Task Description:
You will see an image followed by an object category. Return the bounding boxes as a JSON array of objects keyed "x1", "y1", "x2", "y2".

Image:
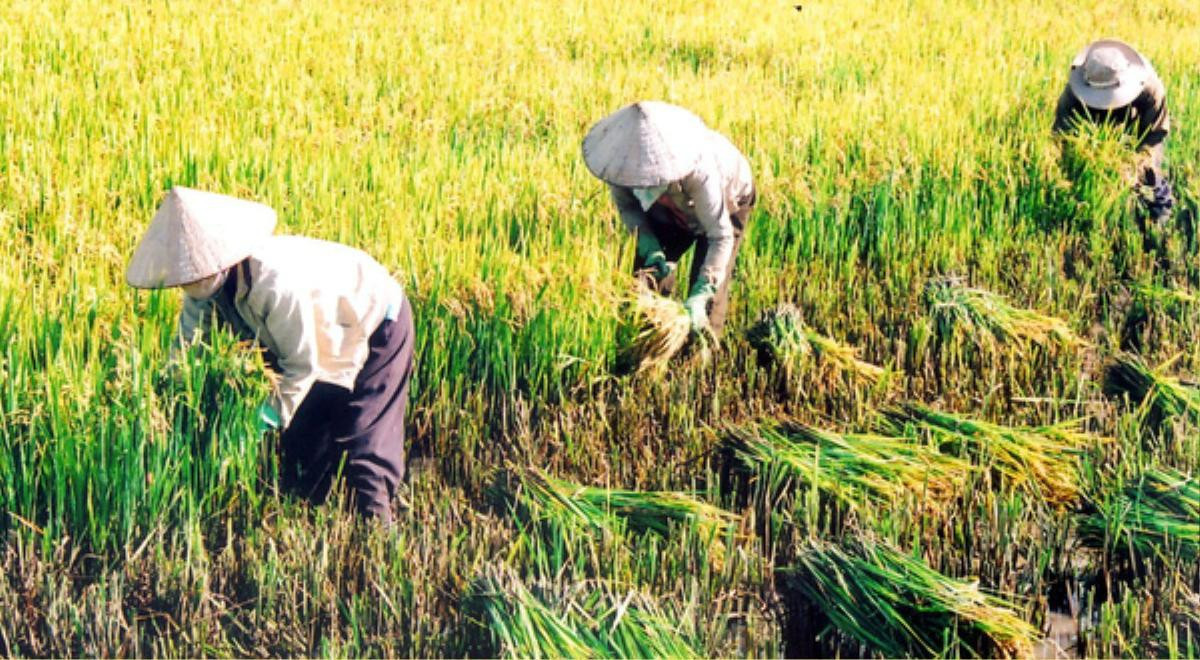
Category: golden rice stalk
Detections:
[{"x1": 622, "y1": 282, "x2": 694, "y2": 374}]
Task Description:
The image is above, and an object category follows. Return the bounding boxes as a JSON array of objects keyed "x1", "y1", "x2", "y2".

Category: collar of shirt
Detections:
[{"x1": 631, "y1": 185, "x2": 668, "y2": 211}]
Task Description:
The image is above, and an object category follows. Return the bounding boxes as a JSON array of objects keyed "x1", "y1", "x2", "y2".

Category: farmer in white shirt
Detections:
[
  {"x1": 583, "y1": 101, "x2": 755, "y2": 337},
  {"x1": 126, "y1": 187, "x2": 413, "y2": 524}
]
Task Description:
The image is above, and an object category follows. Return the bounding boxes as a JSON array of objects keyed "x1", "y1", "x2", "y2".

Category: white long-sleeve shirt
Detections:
[
  {"x1": 176, "y1": 235, "x2": 406, "y2": 428},
  {"x1": 609, "y1": 129, "x2": 754, "y2": 287}
]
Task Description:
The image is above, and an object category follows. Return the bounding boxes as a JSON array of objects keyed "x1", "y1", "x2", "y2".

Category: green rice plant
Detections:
[
  {"x1": 1079, "y1": 467, "x2": 1200, "y2": 563},
  {"x1": 746, "y1": 304, "x2": 884, "y2": 383},
  {"x1": 473, "y1": 567, "x2": 704, "y2": 659},
  {"x1": 882, "y1": 404, "x2": 1094, "y2": 506},
  {"x1": 724, "y1": 420, "x2": 972, "y2": 511},
  {"x1": 1130, "y1": 282, "x2": 1196, "y2": 314},
  {"x1": 924, "y1": 276, "x2": 1086, "y2": 352},
  {"x1": 1120, "y1": 283, "x2": 1198, "y2": 351},
  {"x1": 781, "y1": 537, "x2": 1039, "y2": 658},
  {"x1": 1104, "y1": 352, "x2": 1200, "y2": 427}
]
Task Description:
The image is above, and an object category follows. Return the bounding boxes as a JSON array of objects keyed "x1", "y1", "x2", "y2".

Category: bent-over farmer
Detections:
[
  {"x1": 126, "y1": 187, "x2": 413, "y2": 524},
  {"x1": 1053, "y1": 39, "x2": 1173, "y2": 227},
  {"x1": 583, "y1": 101, "x2": 755, "y2": 337}
]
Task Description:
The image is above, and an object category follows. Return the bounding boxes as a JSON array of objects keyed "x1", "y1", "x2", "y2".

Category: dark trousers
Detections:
[
  {"x1": 633, "y1": 191, "x2": 755, "y2": 335},
  {"x1": 279, "y1": 297, "x2": 414, "y2": 524}
]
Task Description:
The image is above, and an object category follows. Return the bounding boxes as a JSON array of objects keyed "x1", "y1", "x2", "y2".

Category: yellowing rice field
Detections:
[{"x1": 1, "y1": 0, "x2": 1199, "y2": 657}]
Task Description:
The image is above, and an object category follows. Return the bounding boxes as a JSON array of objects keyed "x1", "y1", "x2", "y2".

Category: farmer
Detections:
[
  {"x1": 126, "y1": 186, "x2": 413, "y2": 524},
  {"x1": 583, "y1": 101, "x2": 755, "y2": 337},
  {"x1": 1053, "y1": 39, "x2": 1173, "y2": 229}
]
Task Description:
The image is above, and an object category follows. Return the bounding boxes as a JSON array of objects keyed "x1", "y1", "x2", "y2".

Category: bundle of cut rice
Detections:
[
  {"x1": 1103, "y1": 352, "x2": 1200, "y2": 426},
  {"x1": 924, "y1": 276, "x2": 1086, "y2": 351},
  {"x1": 781, "y1": 537, "x2": 1038, "y2": 658},
  {"x1": 621, "y1": 282, "x2": 699, "y2": 374},
  {"x1": 1078, "y1": 466, "x2": 1200, "y2": 562},
  {"x1": 746, "y1": 304, "x2": 884, "y2": 383},
  {"x1": 881, "y1": 404, "x2": 1095, "y2": 506}
]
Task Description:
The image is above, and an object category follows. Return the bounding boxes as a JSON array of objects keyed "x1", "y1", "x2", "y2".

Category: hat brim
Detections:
[
  {"x1": 582, "y1": 101, "x2": 707, "y2": 188},
  {"x1": 1068, "y1": 39, "x2": 1148, "y2": 110},
  {"x1": 1068, "y1": 67, "x2": 1145, "y2": 110},
  {"x1": 126, "y1": 187, "x2": 277, "y2": 289}
]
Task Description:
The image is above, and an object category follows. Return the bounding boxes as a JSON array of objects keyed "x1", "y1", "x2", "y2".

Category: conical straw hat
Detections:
[
  {"x1": 126, "y1": 187, "x2": 277, "y2": 289},
  {"x1": 582, "y1": 101, "x2": 708, "y2": 187},
  {"x1": 1068, "y1": 39, "x2": 1149, "y2": 110}
]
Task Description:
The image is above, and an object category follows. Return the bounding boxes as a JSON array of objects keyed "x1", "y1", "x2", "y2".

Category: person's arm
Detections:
[
  {"x1": 610, "y1": 184, "x2": 652, "y2": 236},
  {"x1": 171, "y1": 295, "x2": 214, "y2": 359},
  {"x1": 1134, "y1": 75, "x2": 1169, "y2": 171},
  {"x1": 611, "y1": 184, "x2": 672, "y2": 276},
  {"x1": 680, "y1": 164, "x2": 736, "y2": 290},
  {"x1": 246, "y1": 272, "x2": 320, "y2": 429}
]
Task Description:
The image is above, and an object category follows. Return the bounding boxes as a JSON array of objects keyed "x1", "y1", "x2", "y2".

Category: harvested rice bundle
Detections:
[
  {"x1": 746, "y1": 304, "x2": 884, "y2": 382},
  {"x1": 924, "y1": 276, "x2": 1087, "y2": 351},
  {"x1": 1103, "y1": 352, "x2": 1200, "y2": 425},
  {"x1": 1079, "y1": 467, "x2": 1200, "y2": 562},
  {"x1": 781, "y1": 537, "x2": 1038, "y2": 658},
  {"x1": 746, "y1": 304, "x2": 811, "y2": 377},
  {"x1": 474, "y1": 567, "x2": 705, "y2": 659},
  {"x1": 517, "y1": 468, "x2": 737, "y2": 543},
  {"x1": 620, "y1": 282, "x2": 698, "y2": 374},
  {"x1": 724, "y1": 421, "x2": 972, "y2": 509},
  {"x1": 882, "y1": 404, "x2": 1094, "y2": 506}
]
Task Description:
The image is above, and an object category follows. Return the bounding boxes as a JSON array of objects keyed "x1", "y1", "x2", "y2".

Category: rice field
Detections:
[{"x1": 1, "y1": 0, "x2": 1199, "y2": 657}]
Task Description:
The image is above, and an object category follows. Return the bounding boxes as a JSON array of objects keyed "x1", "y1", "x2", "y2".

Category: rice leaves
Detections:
[
  {"x1": 474, "y1": 567, "x2": 705, "y2": 659},
  {"x1": 724, "y1": 420, "x2": 972, "y2": 509},
  {"x1": 1079, "y1": 467, "x2": 1200, "y2": 563},
  {"x1": 924, "y1": 276, "x2": 1086, "y2": 351},
  {"x1": 746, "y1": 304, "x2": 884, "y2": 382},
  {"x1": 781, "y1": 537, "x2": 1039, "y2": 658},
  {"x1": 882, "y1": 404, "x2": 1093, "y2": 506}
]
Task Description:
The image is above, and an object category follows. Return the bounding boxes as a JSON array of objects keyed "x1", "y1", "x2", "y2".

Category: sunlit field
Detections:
[{"x1": 1, "y1": 0, "x2": 1198, "y2": 656}]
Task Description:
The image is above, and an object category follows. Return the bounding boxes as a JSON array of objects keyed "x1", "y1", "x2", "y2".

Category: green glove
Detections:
[
  {"x1": 636, "y1": 232, "x2": 674, "y2": 281},
  {"x1": 684, "y1": 277, "x2": 717, "y2": 333},
  {"x1": 257, "y1": 401, "x2": 281, "y2": 434}
]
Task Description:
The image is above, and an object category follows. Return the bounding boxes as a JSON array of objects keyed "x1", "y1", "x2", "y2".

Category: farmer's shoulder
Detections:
[{"x1": 251, "y1": 236, "x2": 377, "y2": 275}]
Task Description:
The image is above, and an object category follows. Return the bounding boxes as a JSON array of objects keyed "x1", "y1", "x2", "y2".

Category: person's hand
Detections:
[
  {"x1": 684, "y1": 278, "x2": 716, "y2": 334},
  {"x1": 643, "y1": 251, "x2": 675, "y2": 281},
  {"x1": 257, "y1": 401, "x2": 281, "y2": 434},
  {"x1": 636, "y1": 231, "x2": 674, "y2": 280}
]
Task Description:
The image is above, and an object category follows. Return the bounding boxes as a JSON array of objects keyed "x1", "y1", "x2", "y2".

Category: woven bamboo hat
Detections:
[
  {"x1": 582, "y1": 101, "x2": 708, "y2": 187},
  {"x1": 1068, "y1": 39, "x2": 1150, "y2": 110},
  {"x1": 126, "y1": 187, "x2": 277, "y2": 289}
]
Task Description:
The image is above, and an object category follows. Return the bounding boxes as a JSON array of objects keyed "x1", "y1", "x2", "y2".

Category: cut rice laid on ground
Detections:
[
  {"x1": 723, "y1": 420, "x2": 972, "y2": 510},
  {"x1": 881, "y1": 404, "x2": 1095, "y2": 506},
  {"x1": 746, "y1": 304, "x2": 885, "y2": 383},
  {"x1": 473, "y1": 567, "x2": 705, "y2": 659},
  {"x1": 780, "y1": 537, "x2": 1038, "y2": 658},
  {"x1": 1079, "y1": 466, "x2": 1200, "y2": 563},
  {"x1": 924, "y1": 276, "x2": 1087, "y2": 351}
]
